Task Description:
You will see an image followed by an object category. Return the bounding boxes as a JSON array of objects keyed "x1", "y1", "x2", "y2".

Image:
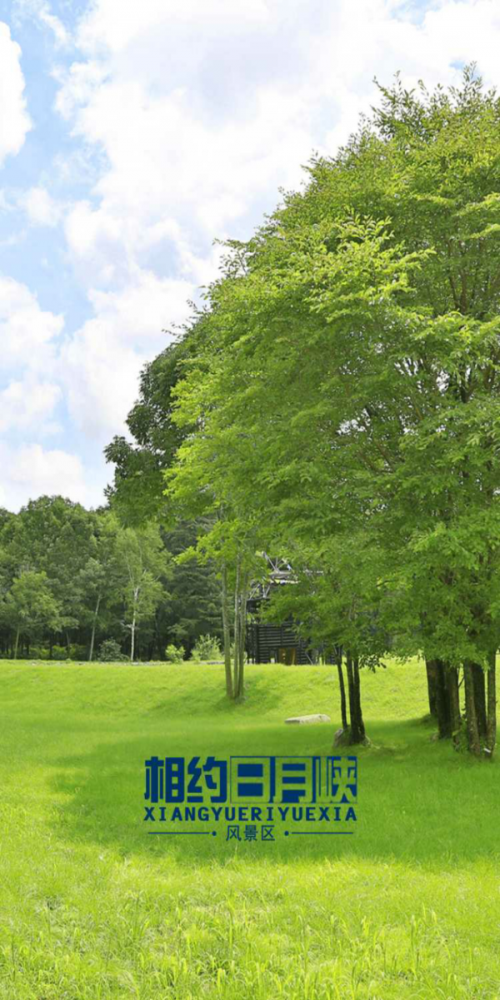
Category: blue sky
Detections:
[{"x1": 0, "y1": 0, "x2": 499, "y2": 510}]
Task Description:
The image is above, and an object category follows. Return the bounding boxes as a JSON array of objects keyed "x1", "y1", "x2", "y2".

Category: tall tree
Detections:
[
  {"x1": 2, "y1": 572, "x2": 63, "y2": 658},
  {"x1": 115, "y1": 523, "x2": 171, "y2": 661},
  {"x1": 167, "y1": 70, "x2": 500, "y2": 752}
]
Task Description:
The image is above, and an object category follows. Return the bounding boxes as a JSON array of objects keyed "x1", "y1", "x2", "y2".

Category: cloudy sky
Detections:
[{"x1": 0, "y1": 0, "x2": 500, "y2": 510}]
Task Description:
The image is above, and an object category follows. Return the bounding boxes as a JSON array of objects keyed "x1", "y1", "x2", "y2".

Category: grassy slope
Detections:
[{"x1": 1, "y1": 659, "x2": 499, "y2": 999}]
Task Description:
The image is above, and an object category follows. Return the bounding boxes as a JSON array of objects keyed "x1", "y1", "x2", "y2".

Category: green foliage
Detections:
[
  {"x1": 190, "y1": 633, "x2": 222, "y2": 661},
  {"x1": 98, "y1": 639, "x2": 127, "y2": 662},
  {"x1": 0, "y1": 498, "x2": 180, "y2": 661},
  {"x1": 165, "y1": 643, "x2": 185, "y2": 662},
  {"x1": 51, "y1": 644, "x2": 71, "y2": 661},
  {"x1": 115, "y1": 522, "x2": 171, "y2": 660},
  {"x1": 1, "y1": 570, "x2": 63, "y2": 656},
  {"x1": 104, "y1": 331, "x2": 203, "y2": 526},
  {"x1": 166, "y1": 68, "x2": 500, "y2": 692}
]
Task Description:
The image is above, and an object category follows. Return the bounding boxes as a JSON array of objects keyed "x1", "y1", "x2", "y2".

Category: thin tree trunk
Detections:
[
  {"x1": 337, "y1": 652, "x2": 348, "y2": 731},
  {"x1": 236, "y1": 572, "x2": 249, "y2": 699},
  {"x1": 425, "y1": 659, "x2": 438, "y2": 717},
  {"x1": 486, "y1": 650, "x2": 496, "y2": 758},
  {"x1": 352, "y1": 657, "x2": 366, "y2": 742},
  {"x1": 14, "y1": 628, "x2": 20, "y2": 660},
  {"x1": 345, "y1": 652, "x2": 366, "y2": 745},
  {"x1": 221, "y1": 564, "x2": 233, "y2": 699},
  {"x1": 233, "y1": 557, "x2": 241, "y2": 699},
  {"x1": 447, "y1": 666, "x2": 461, "y2": 743},
  {"x1": 464, "y1": 662, "x2": 481, "y2": 756},
  {"x1": 471, "y1": 663, "x2": 487, "y2": 740},
  {"x1": 130, "y1": 612, "x2": 136, "y2": 662},
  {"x1": 89, "y1": 593, "x2": 101, "y2": 662}
]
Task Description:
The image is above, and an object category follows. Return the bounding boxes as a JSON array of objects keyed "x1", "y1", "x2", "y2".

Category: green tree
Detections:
[
  {"x1": 115, "y1": 523, "x2": 171, "y2": 661},
  {"x1": 76, "y1": 512, "x2": 123, "y2": 661},
  {"x1": 2, "y1": 496, "x2": 97, "y2": 652},
  {"x1": 3, "y1": 572, "x2": 63, "y2": 658},
  {"x1": 167, "y1": 69, "x2": 500, "y2": 752},
  {"x1": 104, "y1": 329, "x2": 224, "y2": 658}
]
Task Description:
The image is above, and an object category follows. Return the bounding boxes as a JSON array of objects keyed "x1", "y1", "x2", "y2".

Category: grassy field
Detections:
[{"x1": 1, "y1": 658, "x2": 499, "y2": 999}]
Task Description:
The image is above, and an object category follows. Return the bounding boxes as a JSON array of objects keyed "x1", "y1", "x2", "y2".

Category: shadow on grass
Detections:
[{"x1": 49, "y1": 715, "x2": 500, "y2": 868}]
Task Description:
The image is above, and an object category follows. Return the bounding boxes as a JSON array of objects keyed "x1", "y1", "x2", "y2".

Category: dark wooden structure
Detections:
[{"x1": 246, "y1": 556, "x2": 317, "y2": 664}]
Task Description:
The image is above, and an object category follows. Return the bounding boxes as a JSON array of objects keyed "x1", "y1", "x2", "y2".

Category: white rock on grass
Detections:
[{"x1": 285, "y1": 714, "x2": 331, "y2": 725}]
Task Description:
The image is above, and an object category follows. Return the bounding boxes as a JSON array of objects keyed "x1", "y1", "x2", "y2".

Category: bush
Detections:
[
  {"x1": 72, "y1": 643, "x2": 88, "y2": 661},
  {"x1": 51, "y1": 645, "x2": 69, "y2": 660},
  {"x1": 165, "y1": 644, "x2": 185, "y2": 662},
  {"x1": 23, "y1": 644, "x2": 87, "y2": 661},
  {"x1": 98, "y1": 639, "x2": 128, "y2": 662},
  {"x1": 190, "y1": 634, "x2": 222, "y2": 662},
  {"x1": 28, "y1": 646, "x2": 50, "y2": 660}
]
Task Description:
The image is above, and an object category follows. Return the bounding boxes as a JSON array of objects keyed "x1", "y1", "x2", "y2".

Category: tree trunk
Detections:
[
  {"x1": 470, "y1": 663, "x2": 487, "y2": 740},
  {"x1": 425, "y1": 659, "x2": 438, "y2": 717},
  {"x1": 233, "y1": 558, "x2": 241, "y2": 699},
  {"x1": 221, "y1": 565, "x2": 233, "y2": 699},
  {"x1": 463, "y1": 662, "x2": 481, "y2": 756},
  {"x1": 89, "y1": 594, "x2": 101, "y2": 662},
  {"x1": 447, "y1": 666, "x2": 461, "y2": 743},
  {"x1": 434, "y1": 659, "x2": 452, "y2": 738},
  {"x1": 345, "y1": 652, "x2": 366, "y2": 744},
  {"x1": 486, "y1": 650, "x2": 496, "y2": 758},
  {"x1": 352, "y1": 657, "x2": 366, "y2": 742},
  {"x1": 337, "y1": 651, "x2": 348, "y2": 731},
  {"x1": 14, "y1": 628, "x2": 20, "y2": 660},
  {"x1": 235, "y1": 572, "x2": 249, "y2": 700},
  {"x1": 130, "y1": 613, "x2": 136, "y2": 662}
]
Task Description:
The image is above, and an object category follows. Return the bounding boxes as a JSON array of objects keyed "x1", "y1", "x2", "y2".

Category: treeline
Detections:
[
  {"x1": 104, "y1": 68, "x2": 500, "y2": 757},
  {"x1": 0, "y1": 498, "x2": 221, "y2": 661}
]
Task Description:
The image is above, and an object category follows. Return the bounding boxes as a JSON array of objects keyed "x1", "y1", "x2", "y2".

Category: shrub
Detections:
[
  {"x1": 190, "y1": 634, "x2": 222, "y2": 662},
  {"x1": 28, "y1": 646, "x2": 50, "y2": 660},
  {"x1": 98, "y1": 639, "x2": 128, "y2": 662},
  {"x1": 165, "y1": 644, "x2": 185, "y2": 662},
  {"x1": 52, "y1": 645, "x2": 69, "y2": 660}
]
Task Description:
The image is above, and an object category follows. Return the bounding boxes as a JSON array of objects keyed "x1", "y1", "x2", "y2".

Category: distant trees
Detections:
[
  {"x1": 2, "y1": 571, "x2": 62, "y2": 659},
  {"x1": 0, "y1": 497, "x2": 176, "y2": 661},
  {"x1": 115, "y1": 522, "x2": 170, "y2": 661}
]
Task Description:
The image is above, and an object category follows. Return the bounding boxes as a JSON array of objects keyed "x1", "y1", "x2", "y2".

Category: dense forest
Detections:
[{"x1": 0, "y1": 498, "x2": 221, "y2": 662}]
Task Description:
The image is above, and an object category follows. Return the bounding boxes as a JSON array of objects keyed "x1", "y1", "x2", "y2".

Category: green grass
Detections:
[{"x1": 1, "y1": 658, "x2": 499, "y2": 998}]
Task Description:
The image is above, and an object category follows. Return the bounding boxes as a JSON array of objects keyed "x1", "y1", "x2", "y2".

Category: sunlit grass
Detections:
[{"x1": 0, "y1": 658, "x2": 499, "y2": 998}]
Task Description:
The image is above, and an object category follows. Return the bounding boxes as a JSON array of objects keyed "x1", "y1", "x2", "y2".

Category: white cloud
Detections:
[
  {"x1": 60, "y1": 270, "x2": 195, "y2": 441},
  {"x1": 39, "y1": 5, "x2": 70, "y2": 48},
  {"x1": 56, "y1": 0, "x2": 487, "y2": 301},
  {"x1": 0, "y1": 379, "x2": 61, "y2": 434},
  {"x1": 13, "y1": 0, "x2": 71, "y2": 48},
  {"x1": 76, "y1": 0, "x2": 271, "y2": 55},
  {"x1": 20, "y1": 186, "x2": 63, "y2": 227},
  {"x1": 0, "y1": 22, "x2": 31, "y2": 166},
  {"x1": 0, "y1": 443, "x2": 97, "y2": 512},
  {"x1": 0, "y1": 275, "x2": 64, "y2": 373}
]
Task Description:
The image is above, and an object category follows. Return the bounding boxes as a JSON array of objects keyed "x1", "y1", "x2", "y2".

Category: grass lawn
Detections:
[{"x1": 1, "y1": 658, "x2": 499, "y2": 999}]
